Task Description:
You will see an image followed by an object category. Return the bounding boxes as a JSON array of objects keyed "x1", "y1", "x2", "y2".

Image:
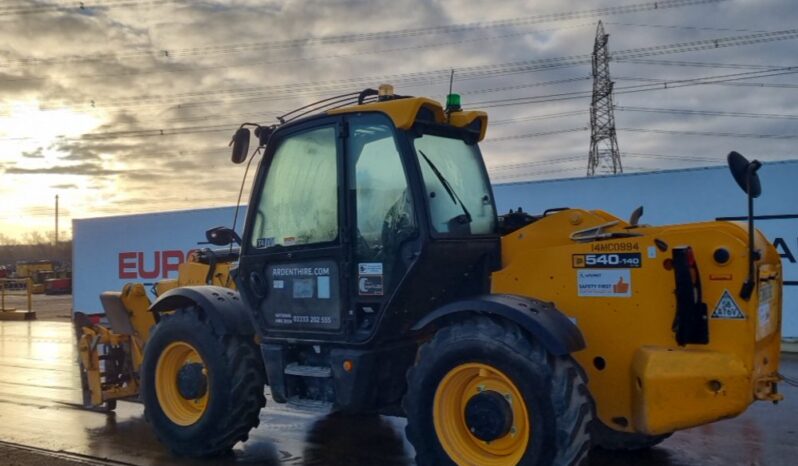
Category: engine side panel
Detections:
[{"x1": 492, "y1": 209, "x2": 782, "y2": 434}]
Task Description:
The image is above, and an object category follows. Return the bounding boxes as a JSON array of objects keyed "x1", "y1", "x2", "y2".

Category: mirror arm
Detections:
[
  {"x1": 231, "y1": 231, "x2": 243, "y2": 245},
  {"x1": 740, "y1": 160, "x2": 762, "y2": 300}
]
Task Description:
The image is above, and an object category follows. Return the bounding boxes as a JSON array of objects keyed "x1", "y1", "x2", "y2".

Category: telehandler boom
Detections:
[{"x1": 76, "y1": 85, "x2": 783, "y2": 466}]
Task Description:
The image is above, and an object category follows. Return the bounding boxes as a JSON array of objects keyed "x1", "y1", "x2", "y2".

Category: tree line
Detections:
[{"x1": 0, "y1": 232, "x2": 72, "y2": 270}]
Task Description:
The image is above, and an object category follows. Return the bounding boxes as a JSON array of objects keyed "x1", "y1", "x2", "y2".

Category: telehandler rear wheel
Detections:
[
  {"x1": 403, "y1": 317, "x2": 592, "y2": 466},
  {"x1": 141, "y1": 308, "x2": 266, "y2": 457}
]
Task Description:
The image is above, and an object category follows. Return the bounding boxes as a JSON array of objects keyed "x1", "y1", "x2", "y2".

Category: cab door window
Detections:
[
  {"x1": 250, "y1": 126, "x2": 338, "y2": 249},
  {"x1": 346, "y1": 115, "x2": 416, "y2": 296}
]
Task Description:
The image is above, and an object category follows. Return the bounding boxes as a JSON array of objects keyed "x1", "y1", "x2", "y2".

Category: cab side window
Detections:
[{"x1": 251, "y1": 126, "x2": 338, "y2": 248}]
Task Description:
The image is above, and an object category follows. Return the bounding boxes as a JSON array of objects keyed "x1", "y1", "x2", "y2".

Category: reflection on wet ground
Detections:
[{"x1": 0, "y1": 321, "x2": 795, "y2": 465}]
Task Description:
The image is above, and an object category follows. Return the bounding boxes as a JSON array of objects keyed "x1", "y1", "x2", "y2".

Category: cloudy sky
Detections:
[{"x1": 0, "y1": 0, "x2": 796, "y2": 240}]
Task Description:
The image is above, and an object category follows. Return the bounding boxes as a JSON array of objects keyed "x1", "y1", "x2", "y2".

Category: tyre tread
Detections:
[{"x1": 143, "y1": 308, "x2": 266, "y2": 457}]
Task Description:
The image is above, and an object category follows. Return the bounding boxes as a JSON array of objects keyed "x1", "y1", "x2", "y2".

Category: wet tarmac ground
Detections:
[{"x1": 0, "y1": 320, "x2": 796, "y2": 466}]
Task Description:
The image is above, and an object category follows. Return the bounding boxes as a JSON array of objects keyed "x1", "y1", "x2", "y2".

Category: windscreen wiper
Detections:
[{"x1": 418, "y1": 150, "x2": 472, "y2": 223}]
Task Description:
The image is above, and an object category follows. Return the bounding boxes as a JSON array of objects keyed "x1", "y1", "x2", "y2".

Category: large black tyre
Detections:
[
  {"x1": 590, "y1": 420, "x2": 671, "y2": 451},
  {"x1": 403, "y1": 317, "x2": 593, "y2": 466},
  {"x1": 141, "y1": 308, "x2": 266, "y2": 457}
]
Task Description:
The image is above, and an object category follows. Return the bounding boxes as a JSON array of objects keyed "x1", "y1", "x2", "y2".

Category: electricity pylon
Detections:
[{"x1": 587, "y1": 21, "x2": 622, "y2": 176}]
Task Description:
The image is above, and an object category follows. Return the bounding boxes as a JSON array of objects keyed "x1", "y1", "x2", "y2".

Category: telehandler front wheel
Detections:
[
  {"x1": 403, "y1": 317, "x2": 592, "y2": 466},
  {"x1": 141, "y1": 308, "x2": 266, "y2": 457}
]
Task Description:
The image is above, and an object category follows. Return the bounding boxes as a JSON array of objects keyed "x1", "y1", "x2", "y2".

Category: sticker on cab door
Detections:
[
  {"x1": 256, "y1": 237, "x2": 275, "y2": 248},
  {"x1": 357, "y1": 262, "x2": 384, "y2": 296}
]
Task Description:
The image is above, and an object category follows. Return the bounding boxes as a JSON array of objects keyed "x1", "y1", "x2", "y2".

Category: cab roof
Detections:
[{"x1": 327, "y1": 96, "x2": 488, "y2": 142}]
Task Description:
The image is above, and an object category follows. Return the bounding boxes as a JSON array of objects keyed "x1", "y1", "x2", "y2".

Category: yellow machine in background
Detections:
[
  {"x1": 15, "y1": 260, "x2": 54, "y2": 294},
  {"x1": 74, "y1": 88, "x2": 783, "y2": 465}
]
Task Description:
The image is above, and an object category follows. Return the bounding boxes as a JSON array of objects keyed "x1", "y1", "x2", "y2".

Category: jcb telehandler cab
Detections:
[{"x1": 78, "y1": 86, "x2": 783, "y2": 466}]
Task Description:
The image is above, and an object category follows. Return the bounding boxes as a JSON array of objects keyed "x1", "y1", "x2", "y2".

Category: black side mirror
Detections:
[
  {"x1": 727, "y1": 151, "x2": 762, "y2": 198},
  {"x1": 206, "y1": 226, "x2": 242, "y2": 246},
  {"x1": 230, "y1": 128, "x2": 251, "y2": 164}
]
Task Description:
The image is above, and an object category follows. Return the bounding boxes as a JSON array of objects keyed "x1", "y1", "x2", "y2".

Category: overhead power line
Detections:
[
  {"x1": 614, "y1": 75, "x2": 798, "y2": 89},
  {"x1": 89, "y1": 27, "x2": 798, "y2": 110},
  {"x1": 0, "y1": 123, "x2": 238, "y2": 142},
  {"x1": 487, "y1": 155, "x2": 586, "y2": 171},
  {"x1": 490, "y1": 165, "x2": 587, "y2": 180},
  {"x1": 614, "y1": 58, "x2": 781, "y2": 70},
  {"x1": 0, "y1": 23, "x2": 595, "y2": 83},
  {"x1": 624, "y1": 151, "x2": 790, "y2": 161},
  {"x1": 5, "y1": 105, "x2": 588, "y2": 144},
  {"x1": 487, "y1": 150, "x2": 771, "y2": 181},
  {"x1": 622, "y1": 152, "x2": 720, "y2": 162},
  {"x1": 0, "y1": 0, "x2": 727, "y2": 64},
  {"x1": 0, "y1": 1, "x2": 180, "y2": 16},
  {"x1": 619, "y1": 128, "x2": 798, "y2": 139},
  {"x1": 460, "y1": 77, "x2": 592, "y2": 96},
  {"x1": 5, "y1": 24, "x2": 797, "y2": 116},
  {"x1": 5, "y1": 64, "x2": 797, "y2": 144},
  {"x1": 53, "y1": 63, "x2": 590, "y2": 110},
  {"x1": 604, "y1": 21, "x2": 768, "y2": 34},
  {"x1": 610, "y1": 28, "x2": 798, "y2": 60},
  {"x1": 490, "y1": 110, "x2": 587, "y2": 126},
  {"x1": 615, "y1": 106, "x2": 798, "y2": 120},
  {"x1": 472, "y1": 67, "x2": 798, "y2": 109},
  {"x1": 6, "y1": 66, "x2": 798, "y2": 143},
  {"x1": 487, "y1": 127, "x2": 589, "y2": 142}
]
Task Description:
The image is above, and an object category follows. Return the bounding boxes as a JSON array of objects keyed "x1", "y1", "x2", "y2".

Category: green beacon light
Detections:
[{"x1": 446, "y1": 93, "x2": 462, "y2": 113}]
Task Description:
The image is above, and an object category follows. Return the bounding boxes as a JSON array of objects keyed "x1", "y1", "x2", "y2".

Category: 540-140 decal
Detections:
[{"x1": 573, "y1": 253, "x2": 642, "y2": 268}]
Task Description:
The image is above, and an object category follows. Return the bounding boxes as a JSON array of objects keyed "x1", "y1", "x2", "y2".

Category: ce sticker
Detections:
[{"x1": 358, "y1": 276, "x2": 384, "y2": 296}]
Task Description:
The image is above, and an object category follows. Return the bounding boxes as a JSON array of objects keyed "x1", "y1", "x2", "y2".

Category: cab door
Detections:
[
  {"x1": 344, "y1": 114, "x2": 419, "y2": 337},
  {"x1": 238, "y1": 117, "x2": 348, "y2": 336}
]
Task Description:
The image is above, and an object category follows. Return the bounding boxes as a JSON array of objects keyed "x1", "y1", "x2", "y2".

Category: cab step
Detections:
[
  {"x1": 286, "y1": 397, "x2": 333, "y2": 413},
  {"x1": 284, "y1": 363, "x2": 331, "y2": 378}
]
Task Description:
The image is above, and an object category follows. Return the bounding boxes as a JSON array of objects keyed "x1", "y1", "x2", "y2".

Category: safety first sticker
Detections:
[
  {"x1": 711, "y1": 290, "x2": 746, "y2": 319},
  {"x1": 576, "y1": 269, "x2": 632, "y2": 297}
]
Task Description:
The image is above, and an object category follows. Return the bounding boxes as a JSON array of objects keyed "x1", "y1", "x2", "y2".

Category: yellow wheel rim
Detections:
[
  {"x1": 433, "y1": 363, "x2": 530, "y2": 466},
  {"x1": 155, "y1": 341, "x2": 209, "y2": 426}
]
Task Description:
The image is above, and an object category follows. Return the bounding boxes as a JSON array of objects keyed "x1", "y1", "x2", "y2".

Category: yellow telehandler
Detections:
[{"x1": 75, "y1": 85, "x2": 783, "y2": 466}]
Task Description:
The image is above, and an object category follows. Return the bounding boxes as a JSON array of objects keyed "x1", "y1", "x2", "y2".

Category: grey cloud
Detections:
[
  {"x1": 52, "y1": 140, "x2": 136, "y2": 155},
  {"x1": 55, "y1": 147, "x2": 100, "y2": 161},
  {"x1": 21, "y1": 148, "x2": 44, "y2": 158},
  {"x1": 0, "y1": 70, "x2": 49, "y2": 95},
  {"x1": 4, "y1": 163, "x2": 120, "y2": 176},
  {"x1": 1, "y1": 0, "x2": 797, "y2": 207}
]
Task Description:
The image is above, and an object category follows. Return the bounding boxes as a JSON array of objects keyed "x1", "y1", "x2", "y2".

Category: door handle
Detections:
[{"x1": 249, "y1": 271, "x2": 266, "y2": 298}]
